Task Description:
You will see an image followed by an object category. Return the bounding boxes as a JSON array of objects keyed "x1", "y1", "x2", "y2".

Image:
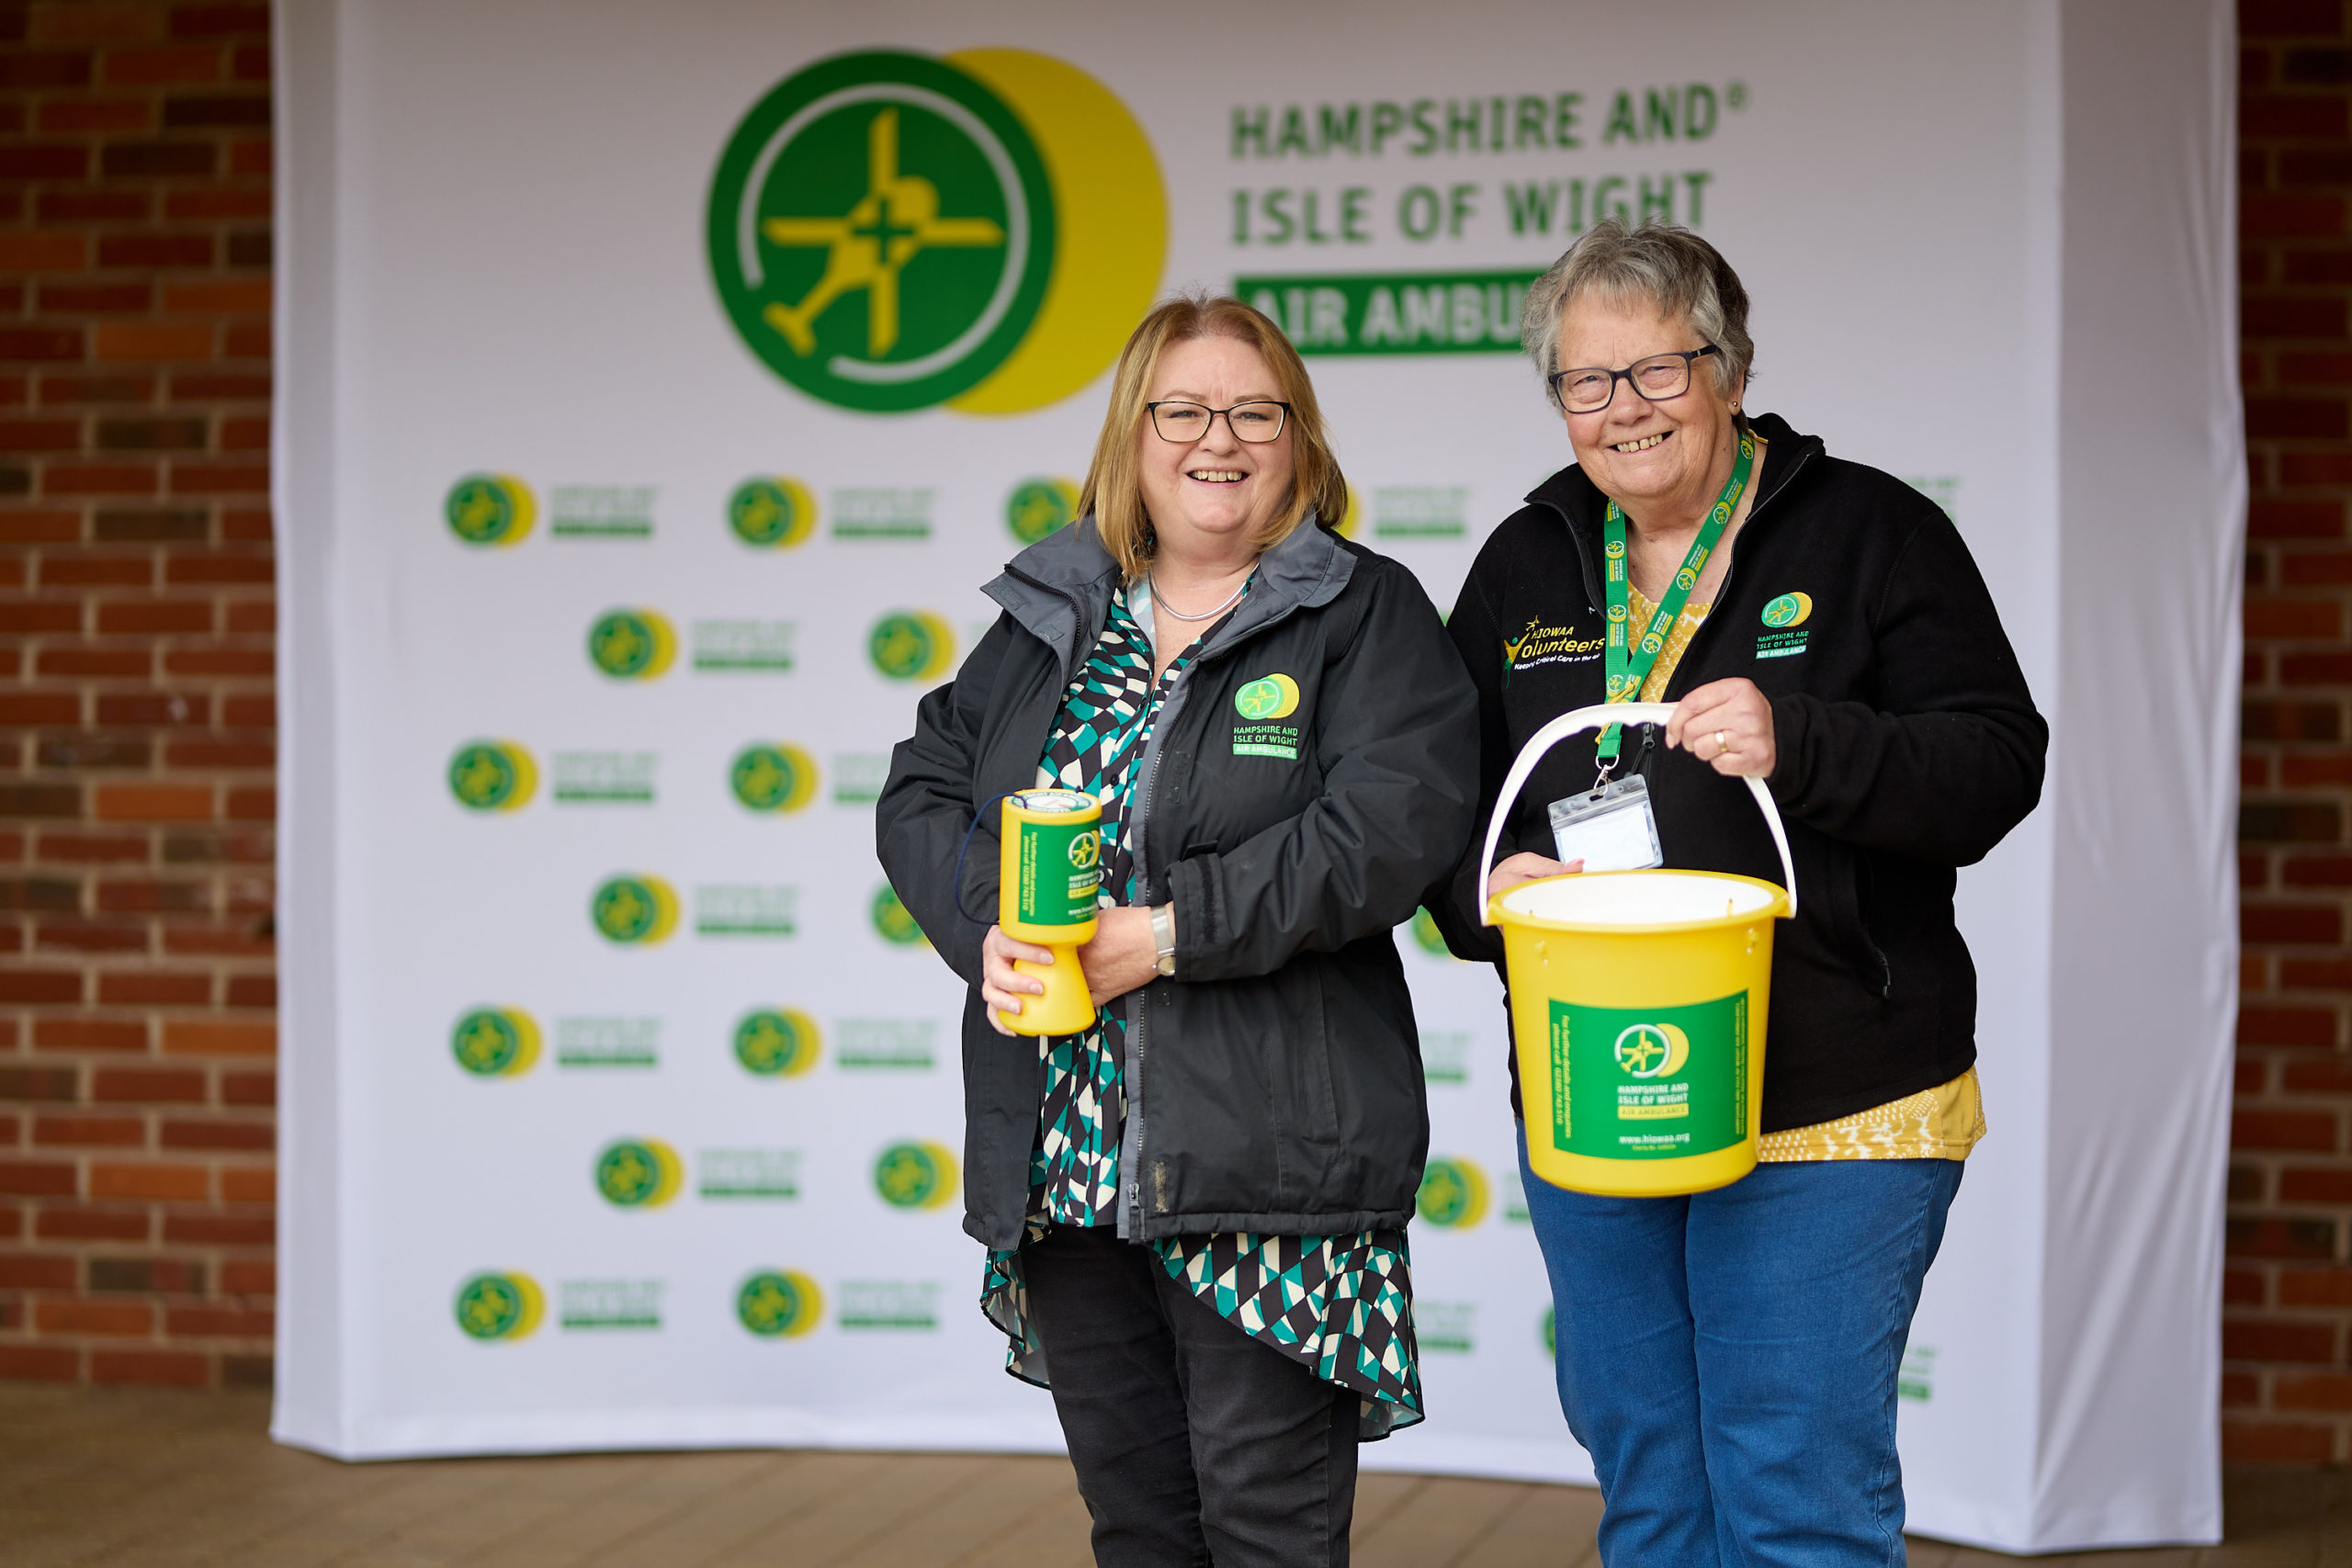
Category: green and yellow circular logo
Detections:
[
  {"x1": 593, "y1": 874, "x2": 679, "y2": 945},
  {"x1": 455, "y1": 1270, "x2": 545, "y2": 1341},
  {"x1": 871, "y1": 884, "x2": 927, "y2": 946},
  {"x1": 873, "y1": 1140, "x2": 958, "y2": 1209},
  {"x1": 730, "y1": 742, "x2": 819, "y2": 813},
  {"x1": 868, "y1": 611, "x2": 955, "y2": 681},
  {"x1": 1541, "y1": 1305, "x2": 1556, "y2": 1357},
  {"x1": 729, "y1": 476, "x2": 818, "y2": 547},
  {"x1": 738, "y1": 1269, "x2": 823, "y2": 1337},
  {"x1": 734, "y1": 1008, "x2": 820, "y2": 1077},
  {"x1": 1234, "y1": 673, "x2": 1301, "y2": 720},
  {"x1": 446, "y1": 474, "x2": 537, "y2": 547},
  {"x1": 1416, "y1": 1156, "x2": 1489, "y2": 1228},
  {"x1": 1613, "y1": 1022, "x2": 1689, "y2": 1079},
  {"x1": 447, "y1": 739, "x2": 537, "y2": 812},
  {"x1": 707, "y1": 49, "x2": 1165, "y2": 414},
  {"x1": 451, "y1": 1007, "x2": 541, "y2": 1077},
  {"x1": 1005, "y1": 476, "x2": 1078, "y2": 545},
  {"x1": 588, "y1": 608, "x2": 678, "y2": 681},
  {"x1": 1761, "y1": 592, "x2": 1814, "y2": 628},
  {"x1": 594, "y1": 1138, "x2": 684, "y2": 1208}
]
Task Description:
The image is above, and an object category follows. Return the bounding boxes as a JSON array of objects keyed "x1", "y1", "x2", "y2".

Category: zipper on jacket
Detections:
[
  {"x1": 1112, "y1": 580, "x2": 1323, "y2": 1239},
  {"x1": 1544, "y1": 437, "x2": 1820, "y2": 661},
  {"x1": 1540, "y1": 442, "x2": 1822, "y2": 785},
  {"x1": 1646, "y1": 439, "x2": 1819, "y2": 681},
  {"x1": 1116, "y1": 663, "x2": 1190, "y2": 1241},
  {"x1": 1853, "y1": 854, "x2": 1893, "y2": 998},
  {"x1": 1099, "y1": 568, "x2": 1334, "y2": 1240}
]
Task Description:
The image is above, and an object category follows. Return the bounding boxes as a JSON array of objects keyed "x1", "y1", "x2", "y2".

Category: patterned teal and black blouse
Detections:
[{"x1": 979, "y1": 581, "x2": 1423, "y2": 1440}]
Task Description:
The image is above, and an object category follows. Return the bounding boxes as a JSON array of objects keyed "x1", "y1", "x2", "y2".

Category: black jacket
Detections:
[
  {"x1": 1431, "y1": 412, "x2": 2047, "y2": 1132},
  {"x1": 876, "y1": 517, "x2": 1479, "y2": 1249}
]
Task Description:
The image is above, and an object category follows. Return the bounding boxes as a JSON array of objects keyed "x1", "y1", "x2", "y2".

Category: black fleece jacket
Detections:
[{"x1": 1430, "y1": 412, "x2": 2048, "y2": 1133}]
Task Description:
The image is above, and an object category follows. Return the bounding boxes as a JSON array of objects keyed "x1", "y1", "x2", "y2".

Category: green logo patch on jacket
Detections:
[
  {"x1": 1233, "y1": 674, "x2": 1303, "y2": 760},
  {"x1": 1757, "y1": 592, "x2": 1815, "y2": 659}
]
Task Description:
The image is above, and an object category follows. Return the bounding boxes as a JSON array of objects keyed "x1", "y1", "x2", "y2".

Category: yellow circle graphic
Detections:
[
  {"x1": 594, "y1": 874, "x2": 680, "y2": 946},
  {"x1": 1417, "y1": 1156, "x2": 1489, "y2": 1228},
  {"x1": 447, "y1": 740, "x2": 538, "y2": 813},
  {"x1": 589, "y1": 609, "x2": 678, "y2": 681},
  {"x1": 446, "y1": 474, "x2": 537, "y2": 547},
  {"x1": 596, "y1": 1137, "x2": 685, "y2": 1208},
  {"x1": 871, "y1": 612, "x2": 959, "y2": 682},
  {"x1": 455, "y1": 1270, "x2": 545, "y2": 1340},
  {"x1": 452, "y1": 1007, "x2": 542, "y2": 1077},
  {"x1": 943, "y1": 50, "x2": 1169, "y2": 415},
  {"x1": 730, "y1": 475, "x2": 819, "y2": 548},
  {"x1": 1336, "y1": 484, "x2": 1363, "y2": 539}
]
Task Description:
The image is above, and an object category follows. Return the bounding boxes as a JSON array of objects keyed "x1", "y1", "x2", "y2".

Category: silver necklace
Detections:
[{"x1": 1150, "y1": 570, "x2": 1250, "y2": 623}]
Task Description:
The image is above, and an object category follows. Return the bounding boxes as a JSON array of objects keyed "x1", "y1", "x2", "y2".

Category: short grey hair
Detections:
[{"x1": 1521, "y1": 220, "x2": 1755, "y2": 410}]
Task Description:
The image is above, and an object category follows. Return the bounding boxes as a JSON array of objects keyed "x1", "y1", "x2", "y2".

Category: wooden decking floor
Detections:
[{"x1": 0, "y1": 1385, "x2": 2339, "y2": 1566}]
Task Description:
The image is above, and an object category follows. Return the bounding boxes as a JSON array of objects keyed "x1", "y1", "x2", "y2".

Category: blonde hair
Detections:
[{"x1": 1077, "y1": 293, "x2": 1348, "y2": 583}]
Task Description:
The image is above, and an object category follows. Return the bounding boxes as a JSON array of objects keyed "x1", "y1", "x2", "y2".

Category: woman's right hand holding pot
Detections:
[{"x1": 980, "y1": 925, "x2": 1056, "y2": 1037}]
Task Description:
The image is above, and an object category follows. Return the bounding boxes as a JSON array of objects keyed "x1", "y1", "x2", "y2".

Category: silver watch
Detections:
[{"x1": 1151, "y1": 903, "x2": 1177, "y2": 977}]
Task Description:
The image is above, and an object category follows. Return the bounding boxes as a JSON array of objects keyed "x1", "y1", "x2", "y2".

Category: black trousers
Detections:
[{"x1": 1022, "y1": 1224, "x2": 1360, "y2": 1568}]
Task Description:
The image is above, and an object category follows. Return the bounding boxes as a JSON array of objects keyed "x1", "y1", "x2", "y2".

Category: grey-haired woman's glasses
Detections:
[{"x1": 1548, "y1": 345, "x2": 1721, "y2": 414}]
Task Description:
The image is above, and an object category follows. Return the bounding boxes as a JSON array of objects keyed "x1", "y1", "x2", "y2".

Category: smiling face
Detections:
[
  {"x1": 1136, "y1": 334, "x2": 1297, "y2": 562},
  {"x1": 1555, "y1": 293, "x2": 1744, "y2": 523}
]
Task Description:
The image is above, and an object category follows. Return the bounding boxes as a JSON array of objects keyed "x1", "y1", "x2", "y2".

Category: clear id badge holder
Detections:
[{"x1": 1547, "y1": 774, "x2": 1665, "y2": 872}]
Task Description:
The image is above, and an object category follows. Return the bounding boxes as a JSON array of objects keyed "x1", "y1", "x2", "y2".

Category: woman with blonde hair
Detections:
[{"x1": 878, "y1": 294, "x2": 1477, "y2": 1566}]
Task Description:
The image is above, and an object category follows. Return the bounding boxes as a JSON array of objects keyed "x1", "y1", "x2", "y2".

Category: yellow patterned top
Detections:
[
  {"x1": 1627, "y1": 582, "x2": 1711, "y2": 704},
  {"x1": 1755, "y1": 1066, "x2": 1984, "y2": 1162},
  {"x1": 1622, "y1": 583, "x2": 1984, "y2": 1163}
]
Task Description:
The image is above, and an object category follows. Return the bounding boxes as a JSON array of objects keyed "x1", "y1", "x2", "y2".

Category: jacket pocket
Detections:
[
  {"x1": 1826, "y1": 840, "x2": 1893, "y2": 998},
  {"x1": 1270, "y1": 963, "x2": 1339, "y2": 1209}
]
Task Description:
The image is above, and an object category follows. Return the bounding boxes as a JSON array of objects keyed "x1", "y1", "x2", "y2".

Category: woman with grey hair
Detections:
[{"x1": 1431, "y1": 220, "x2": 2046, "y2": 1565}]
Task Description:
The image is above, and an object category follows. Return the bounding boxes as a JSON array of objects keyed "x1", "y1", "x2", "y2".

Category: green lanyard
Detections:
[{"x1": 1596, "y1": 426, "x2": 1758, "y2": 770}]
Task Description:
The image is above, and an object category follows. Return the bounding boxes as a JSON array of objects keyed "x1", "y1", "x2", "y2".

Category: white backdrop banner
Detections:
[{"x1": 273, "y1": 0, "x2": 2238, "y2": 1551}]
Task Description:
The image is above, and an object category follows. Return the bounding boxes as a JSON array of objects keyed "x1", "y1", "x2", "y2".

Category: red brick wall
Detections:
[
  {"x1": 2236, "y1": 0, "x2": 2352, "y2": 1465},
  {"x1": 0, "y1": 0, "x2": 275, "y2": 1390},
  {"x1": 0, "y1": 0, "x2": 2348, "y2": 1453}
]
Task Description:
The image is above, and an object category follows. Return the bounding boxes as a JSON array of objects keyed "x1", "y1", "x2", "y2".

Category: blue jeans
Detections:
[{"x1": 1518, "y1": 1125, "x2": 1964, "y2": 1568}]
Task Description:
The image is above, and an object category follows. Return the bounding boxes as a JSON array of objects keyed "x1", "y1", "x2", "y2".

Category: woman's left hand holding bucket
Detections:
[{"x1": 1667, "y1": 678, "x2": 1777, "y2": 778}]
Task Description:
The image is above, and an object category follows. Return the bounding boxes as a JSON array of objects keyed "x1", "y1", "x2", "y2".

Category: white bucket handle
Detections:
[{"x1": 1476, "y1": 701, "x2": 1798, "y2": 924}]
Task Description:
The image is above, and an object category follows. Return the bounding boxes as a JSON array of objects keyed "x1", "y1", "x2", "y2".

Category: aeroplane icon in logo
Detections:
[
  {"x1": 1613, "y1": 1022, "x2": 1690, "y2": 1079},
  {"x1": 707, "y1": 50, "x2": 1167, "y2": 413}
]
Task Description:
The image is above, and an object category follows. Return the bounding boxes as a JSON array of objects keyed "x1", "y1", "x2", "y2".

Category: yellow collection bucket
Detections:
[{"x1": 1477, "y1": 703, "x2": 1798, "y2": 1198}]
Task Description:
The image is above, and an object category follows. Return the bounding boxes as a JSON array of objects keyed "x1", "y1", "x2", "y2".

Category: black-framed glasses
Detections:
[
  {"x1": 1147, "y1": 400, "x2": 1290, "y2": 445},
  {"x1": 1548, "y1": 345, "x2": 1721, "y2": 414}
]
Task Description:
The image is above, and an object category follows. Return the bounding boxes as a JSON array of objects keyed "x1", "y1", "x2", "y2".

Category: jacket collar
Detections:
[
  {"x1": 1523, "y1": 411, "x2": 1824, "y2": 537},
  {"x1": 984, "y1": 514, "x2": 1354, "y2": 672},
  {"x1": 1207, "y1": 510, "x2": 1354, "y2": 653}
]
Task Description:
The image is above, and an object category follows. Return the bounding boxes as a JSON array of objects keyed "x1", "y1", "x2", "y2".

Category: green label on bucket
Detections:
[
  {"x1": 1546, "y1": 994, "x2": 1747, "y2": 1158},
  {"x1": 1016, "y1": 818, "x2": 1102, "y2": 927}
]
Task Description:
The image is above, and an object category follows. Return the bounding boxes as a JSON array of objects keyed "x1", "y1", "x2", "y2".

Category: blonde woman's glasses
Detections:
[{"x1": 1147, "y1": 400, "x2": 1290, "y2": 444}]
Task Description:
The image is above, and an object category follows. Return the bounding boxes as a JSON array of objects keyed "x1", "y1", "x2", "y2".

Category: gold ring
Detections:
[{"x1": 1716, "y1": 730, "x2": 1730, "y2": 754}]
